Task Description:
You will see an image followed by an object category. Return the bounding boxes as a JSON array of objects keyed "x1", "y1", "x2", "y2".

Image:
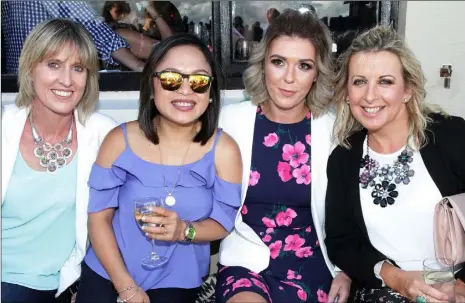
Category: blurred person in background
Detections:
[{"x1": 1, "y1": 1, "x2": 145, "y2": 72}]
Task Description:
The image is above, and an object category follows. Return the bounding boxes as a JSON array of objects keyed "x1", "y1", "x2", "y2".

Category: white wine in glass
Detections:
[{"x1": 134, "y1": 197, "x2": 168, "y2": 268}]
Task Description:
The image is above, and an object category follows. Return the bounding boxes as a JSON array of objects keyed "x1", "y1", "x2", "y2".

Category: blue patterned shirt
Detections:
[{"x1": 1, "y1": 1, "x2": 129, "y2": 73}]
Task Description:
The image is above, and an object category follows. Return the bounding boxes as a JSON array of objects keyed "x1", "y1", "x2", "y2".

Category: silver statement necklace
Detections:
[
  {"x1": 30, "y1": 112, "x2": 74, "y2": 173},
  {"x1": 158, "y1": 140, "x2": 193, "y2": 207}
]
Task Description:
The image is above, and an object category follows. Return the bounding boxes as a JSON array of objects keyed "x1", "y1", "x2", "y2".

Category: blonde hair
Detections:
[
  {"x1": 243, "y1": 9, "x2": 334, "y2": 118},
  {"x1": 17, "y1": 18, "x2": 100, "y2": 124},
  {"x1": 333, "y1": 25, "x2": 444, "y2": 149}
]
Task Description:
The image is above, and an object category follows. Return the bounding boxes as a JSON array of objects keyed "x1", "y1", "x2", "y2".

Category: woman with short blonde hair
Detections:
[
  {"x1": 1, "y1": 18, "x2": 116, "y2": 303},
  {"x1": 325, "y1": 26, "x2": 465, "y2": 303}
]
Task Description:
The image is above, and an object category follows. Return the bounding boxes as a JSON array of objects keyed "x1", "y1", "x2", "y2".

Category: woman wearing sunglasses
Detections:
[
  {"x1": 76, "y1": 34, "x2": 242, "y2": 303},
  {"x1": 215, "y1": 9, "x2": 351, "y2": 303}
]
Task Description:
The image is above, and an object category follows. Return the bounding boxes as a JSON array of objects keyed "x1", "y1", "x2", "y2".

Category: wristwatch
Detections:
[{"x1": 183, "y1": 221, "x2": 196, "y2": 242}]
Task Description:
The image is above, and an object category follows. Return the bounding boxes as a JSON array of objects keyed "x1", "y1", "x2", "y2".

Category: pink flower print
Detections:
[
  {"x1": 262, "y1": 234, "x2": 272, "y2": 242},
  {"x1": 279, "y1": 286, "x2": 284, "y2": 290},
  {"x1": 296, "y1": 246, "x2": 313, "y2": 258},
  {"x1": 287, "y1": 270, "x2": 297, "y2": 279},
  {"x1": 293, "y1": 164, "x2": 311, "y2": 185},
  {"x1": 306, "y1": 111, "x2": 312, "y2": 119},
  {"x1": 262, "y1": 217, "x2": 276, "y2": 228},
  {"x1": 269, "y1": 240, "x2": 282, "y2": 259},
  {"x1": 232, "y1": 278, "x2": 252, "y2": 291},
  {"x1": 298, "y1": 289, "x2": 308, "y2": 301},
  {"x1": 241, "y1": 205, "x2": 248, "y2": 215},
  {"x1": 263, "y1": 132, "x2": 279, "y2": 147},
  {"x1": 305, "y1": 134, "x2": 311, "y2": 146},
  {"x1": 305, "y1": 226, "x2": 312, "y2": 232},
  {"x1": 248, "y1": 271, "x2": 261, "y2": 278},
  {"x1": 251, "y1": 278, "x2": 269, "y2": 295},
  {"x1": 249, "y1": 170, "x2": 261, "y2": 186},
  {"x1": 317, "y1": 289, "x2": 328, "y2": 303},
  {"x1": 287, "y1": 270, "x2": 303, "y2": 280},
  {"x1": 277, "y1": 161, "x2": 293, "y2": 182},
  {"x1": 223, "y1": 289, "x2": 230, "y2": 296},
  {"x1": 316, "y1": 240, "x2": 320, "y2": 246},
  {"x1": 275, "y1": 208, "x2": 297, "y2": 227},
  {"x1": 281, "y1": 281, "x2": 303, "y2": 290},
  {"x1": 226, "y1": 276, "x2": 234, "y2": 285},
  {"x1": 284, "y1": 234, "x2": 305, "y2": 251},
  {"x1": 282, "y1": 142, "x2": 309, "y2": 168},
  {"x1": 266, "y1": 228, "x2": 274, "y2": 234}
]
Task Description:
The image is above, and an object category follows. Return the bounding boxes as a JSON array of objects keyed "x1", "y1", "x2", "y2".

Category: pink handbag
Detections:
[{"x1": 434, "y1": 193, "x2": 465, "y2": 265}]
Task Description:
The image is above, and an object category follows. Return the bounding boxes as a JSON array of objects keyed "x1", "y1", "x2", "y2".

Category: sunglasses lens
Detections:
[
  {"x1": 158, "y1": 72, "x2": 183, "y2": 91},
  {"x1": 189, "y1": 75, "x2": 212, "y2": 93}
]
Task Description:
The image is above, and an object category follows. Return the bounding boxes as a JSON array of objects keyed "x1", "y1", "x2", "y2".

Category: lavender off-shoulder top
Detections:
[{"x1": 84, "y1": 124, "x2": 241, "y2": 290}]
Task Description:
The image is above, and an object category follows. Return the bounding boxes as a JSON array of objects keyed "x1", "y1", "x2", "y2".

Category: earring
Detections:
[
  {"x1": 346, "y1": 99, "x2": 350, "y2": 105},
  {"x1": 403, "y1": 97, "x2": 410, "y2": 103},
  {"x1": 209, "y1": 98, "x2": 213, "y2": 103}
]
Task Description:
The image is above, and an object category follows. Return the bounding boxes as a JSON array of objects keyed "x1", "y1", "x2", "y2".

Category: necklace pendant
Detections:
[{"x1": 165, "y1": 194, "x2": 176, "y2": 207}]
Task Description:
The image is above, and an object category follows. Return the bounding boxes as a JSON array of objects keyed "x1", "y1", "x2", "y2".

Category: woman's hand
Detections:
[
  {"x1": 118, "y1": 287, "x2": 150, "y2": 303},
  {"x1": 141, "y1": 207, "x2": 186, "y2": 242},
  {"x1": 390, "y1": 270, "x2": 449, "y2": 303},
  {"x1": 328, "y1": 272, "x2": 351, "y2": 303}
]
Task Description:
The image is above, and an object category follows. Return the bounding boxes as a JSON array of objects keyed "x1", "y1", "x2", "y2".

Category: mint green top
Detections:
[{"x1": 2, "y1": 152, "x2": 78, "y2": 290}]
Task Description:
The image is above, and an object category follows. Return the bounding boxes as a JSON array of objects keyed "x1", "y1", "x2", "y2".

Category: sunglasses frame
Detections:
[{"x1": 153, "y1": 71, "x2": 214, "y2": 93}]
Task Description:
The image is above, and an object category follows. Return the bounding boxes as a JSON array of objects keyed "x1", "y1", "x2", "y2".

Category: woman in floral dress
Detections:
[{"x1": 215, "y1": 9, "x2": 351, "y2": 303}]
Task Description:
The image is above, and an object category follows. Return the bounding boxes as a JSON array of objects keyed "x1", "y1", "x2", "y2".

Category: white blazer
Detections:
[
  {"x1": 218, "y1": 101, "x2": 337, "y2": 276},
  {"x1": 1, "y1": 104, "x2": 117, "y2": 296}
]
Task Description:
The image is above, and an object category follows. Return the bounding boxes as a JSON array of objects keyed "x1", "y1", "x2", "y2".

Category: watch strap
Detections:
[{"x1": 183, "y1": 221, "x2": 196, "y2": 242}]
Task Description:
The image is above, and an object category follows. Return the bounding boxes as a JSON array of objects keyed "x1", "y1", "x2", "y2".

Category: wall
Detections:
[{"x1": 403, "y1": 1, "x2": 465, "y2": 117}]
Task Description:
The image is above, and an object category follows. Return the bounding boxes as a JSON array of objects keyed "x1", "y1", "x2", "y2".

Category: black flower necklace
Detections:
[{"x1": 359, "y1": 136, "x2": 415, "y2": 208}]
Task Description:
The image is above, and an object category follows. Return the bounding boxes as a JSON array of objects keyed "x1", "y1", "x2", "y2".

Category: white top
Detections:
[
  {"x1": 217, "y1": 101, "x2": 338, "y2": 276},
  {"x1": 360, "y1": 137, "x2": 442, "y2": 271},
  {"x1": 2, "y1": 104, "x2": 117, "y2": 296}
]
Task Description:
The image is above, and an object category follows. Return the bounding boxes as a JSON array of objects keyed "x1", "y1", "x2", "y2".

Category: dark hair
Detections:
[
  {"x1": 138, "y1": 33, "x2": 222, "y2": 145},
  {"x1": 102, "y1": 1, "x2": 131, "y2": 25}
]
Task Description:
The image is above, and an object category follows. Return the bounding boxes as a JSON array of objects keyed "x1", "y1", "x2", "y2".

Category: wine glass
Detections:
[
  {"x1": 134, "y1": 197, "x2": 168, "y2": 268},
  {"x1": 423, "y1": 257, "x2": 455, "y2": 302}
]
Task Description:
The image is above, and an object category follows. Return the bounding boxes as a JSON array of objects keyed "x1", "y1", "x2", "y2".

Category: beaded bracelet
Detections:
[
  {"x1": 117, "y1": 284, "x2": 136, "y2": 294},
  {"x1": 116, "y1": 287, "x2": 139, "y2": 303}
]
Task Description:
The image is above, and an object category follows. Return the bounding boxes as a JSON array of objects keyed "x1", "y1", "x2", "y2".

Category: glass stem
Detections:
[{"x1": 150, "y1": 240, "x2": 157, "y2": 259}]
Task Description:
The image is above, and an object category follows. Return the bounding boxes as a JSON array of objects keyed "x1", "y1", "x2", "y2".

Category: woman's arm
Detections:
[
  {"x1": 87, "y1": 128, "x2": 137, "y2": 291},
  {"x1": 324, "y1": 147, "x2": 386, "y2": 287},
  {"x1": 146, "y1": 3, "x2": 174, "y2": 40}
]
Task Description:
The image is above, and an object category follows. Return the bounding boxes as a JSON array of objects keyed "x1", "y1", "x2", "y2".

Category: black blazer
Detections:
[{"x1": 324, "y1": 114, "x2": 465, "y2": 288}]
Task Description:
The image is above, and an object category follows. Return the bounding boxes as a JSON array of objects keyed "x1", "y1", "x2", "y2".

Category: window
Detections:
[{"x1": 1, "y1": 1, "x2": 212, "y2": 91}]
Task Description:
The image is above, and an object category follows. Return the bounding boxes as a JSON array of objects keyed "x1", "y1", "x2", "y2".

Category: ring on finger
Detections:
[{"x1": 415, "y1": 295, "x2": 428, "y2": 303}]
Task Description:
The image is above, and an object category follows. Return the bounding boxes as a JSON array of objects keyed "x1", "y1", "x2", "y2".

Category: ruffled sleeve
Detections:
[
  {"x1": 210, "y1": 175, "x2": 241, "y2": 232},
  {"x1": 87, "y1": 163, "x2": 127, "y2": 213}
]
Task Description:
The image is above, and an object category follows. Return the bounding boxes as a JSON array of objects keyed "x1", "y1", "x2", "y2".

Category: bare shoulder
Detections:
[
  {"x1": 95, "y1": 124, "x2": 127, "y2": 168},
  {"x1": 214, "y1": 130, "x2": 243, "y2": 183}
]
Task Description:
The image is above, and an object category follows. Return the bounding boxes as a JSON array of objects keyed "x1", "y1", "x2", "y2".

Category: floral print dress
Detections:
[{"x1": 215, "y1": 107, "x2": 332, "y2": 303}]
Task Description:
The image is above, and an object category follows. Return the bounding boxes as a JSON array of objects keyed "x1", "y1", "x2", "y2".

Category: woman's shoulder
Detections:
[{"x1": 428, "y1": 113, "x2": 465, "y2": 134}]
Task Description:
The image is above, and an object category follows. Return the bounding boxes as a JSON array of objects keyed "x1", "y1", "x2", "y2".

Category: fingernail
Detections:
[
  {"x1": 141, "y1": 215, "x2": 146, "y2": 221},
  {"x1": 141, "y1": 224, "x2": 146, "y2": 231},
  {"x1": 145, "y1": 232, "x2": 149, "y2": 237}
]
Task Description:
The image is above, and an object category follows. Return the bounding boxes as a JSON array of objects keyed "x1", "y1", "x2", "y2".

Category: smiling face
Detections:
[
  {"x1": 347, "y1": 50, "x2": 411, "y2": 133},
  {"x1": 153, "y1": 44, "x2": 212, "y2": 126},
  {"x1": 31, "y1": 43, "x2": 87, "y2": 116},
  {"x1": 264, "y1": 36, "x2": 318, "y2": 112}
]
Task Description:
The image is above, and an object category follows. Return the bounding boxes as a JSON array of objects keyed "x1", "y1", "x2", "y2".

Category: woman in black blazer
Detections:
[{"x1": 325, "y1": 26, "x2": 465, "y2": 303}]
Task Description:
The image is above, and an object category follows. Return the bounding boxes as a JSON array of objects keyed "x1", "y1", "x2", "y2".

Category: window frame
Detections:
[{"x1": 1, "y1": 1, "x2": 399, "y2": 93}]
